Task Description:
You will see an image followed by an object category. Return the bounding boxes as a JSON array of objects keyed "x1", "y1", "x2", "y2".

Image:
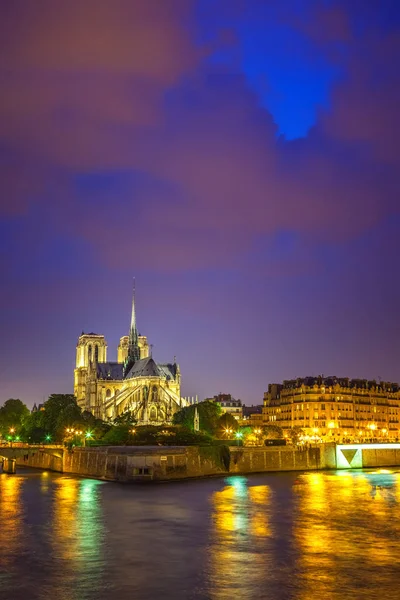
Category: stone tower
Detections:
[
  {"x1": 118, "y1": 335, "x2": 149, "y2": 363},
  {"x1": 74, "y1": 333, "x2": 107, "y2": 408}
]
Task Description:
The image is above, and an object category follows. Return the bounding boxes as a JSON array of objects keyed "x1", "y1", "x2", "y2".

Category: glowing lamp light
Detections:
[
  {"x1": 235, "y1": 432, "x2": 243, "y2": 439},
  {"x1": 369, "y1": 423, "x2": 377, "y2": 431},
  {"x1": 328, "y1": 422, "x2": 335, "y2": 429},
  {"x1": 382, "y1": 428, "x2": 388, "y2": 434},
  {"x1": 312, "y1": 427, "x2": 319, "y2": 434},
  {"x1": 45, "y1": 434, "x2": 51, "y2": 442},
  {"x1": 9, "y1": 427, "x2": 15, "y2": 434},
  {"x1": 85, "y1": 432, "x2": 93, "y2": 439}
]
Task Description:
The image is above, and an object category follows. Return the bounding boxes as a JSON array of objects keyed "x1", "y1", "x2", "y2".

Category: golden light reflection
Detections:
[
  {"x1": 294, "y1": 471, "x2": 400, "y2": 600},
  {"x1": 53, "y1": 477, "x2": 79, "y2": 561},
  {"x1": 248, "y1": 485, "x2": 271, "y2": 537},
  {"x1": 209, "y1": 479, "x2": 273, "y2": 600},
  {"x1": 0, "y1": 475, "x2": 24, "y2": 568}
]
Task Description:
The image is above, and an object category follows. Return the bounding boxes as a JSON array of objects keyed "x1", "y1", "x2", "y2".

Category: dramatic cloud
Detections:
[{"x1": 0, "y1": 0, "x2": 399, "y2": 403}]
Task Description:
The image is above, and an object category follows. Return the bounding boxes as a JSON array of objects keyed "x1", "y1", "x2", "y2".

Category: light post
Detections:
[
  {"x1": 9, "y1": 427, "x2": 15, "y2": 447},
  {"x1": 65, "y1": 428, "x2": 84, "y2": 445},
  {"x1": 84, "y1": 431, "x2": 93, "y2": 447},
  {"x1": 254, "y1": 428, "x2": 262, "y2": 446},
  {"x1": 235, "y1": 431, "x2": 243, "y2": 446}
]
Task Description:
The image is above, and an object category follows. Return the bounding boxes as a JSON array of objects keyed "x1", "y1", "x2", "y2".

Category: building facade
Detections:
[
  {"x1": 74, "y1": 287, "x2": 185, "y2": 424},
  {"x1": 263, "y1": 376, "x2": 400, "y2": 440},
  {"x1": 206, "y1": 394, "x2": 243, "y2": 420}
]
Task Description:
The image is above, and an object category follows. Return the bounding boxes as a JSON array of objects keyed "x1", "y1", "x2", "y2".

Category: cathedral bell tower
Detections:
[{"x1": 74, "y1": 333, "x2": 107, "y2": 408}]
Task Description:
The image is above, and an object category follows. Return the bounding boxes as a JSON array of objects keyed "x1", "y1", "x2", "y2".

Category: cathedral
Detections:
[{"x1": 74, "y1": 287, "x2": 186, "y2": 424}]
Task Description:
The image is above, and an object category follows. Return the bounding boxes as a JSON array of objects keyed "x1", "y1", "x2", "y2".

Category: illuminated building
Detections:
[
  {"x1": 205, "y1": 394, "x2": 243, "y2": 420},
  {"x1": 263, "y1": 377, "x2": 400, "y2": 440},
  {"x1": 74, "y1": 286, "x2": 185, "y2": 424}
]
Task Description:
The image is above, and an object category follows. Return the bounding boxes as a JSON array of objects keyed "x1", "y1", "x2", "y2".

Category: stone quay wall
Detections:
[{"x1": 16, "y1": 444, "x2": 331, "y2": 482}]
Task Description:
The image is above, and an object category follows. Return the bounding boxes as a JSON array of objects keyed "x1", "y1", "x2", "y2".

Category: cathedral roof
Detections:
[
  {"x1": 125, "y1": 357, "x2": 178, "y2": 380},
  {"x1": 157, "y1": 363, "x2": 178, "y2": 381},
  {"x1": 125, "y1": 356, "x2": 160, "y2": 379},
  {"x1": 97, "y1": 362, "x2": 124, "y2": 380},
  {"x1": 96, "y1": 357, "x2": 178, "y2": 381}
]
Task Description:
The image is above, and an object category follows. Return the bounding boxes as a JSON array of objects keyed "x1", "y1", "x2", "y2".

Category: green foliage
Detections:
[
  {"x1": 98, "y1": 424, "x2": 213, "y2": 446},
  {"x1": 216, "y1": 412, "x2": 239, "y2": 436},
  {"x1": 113, "y1": 410, "x2": 137, "y2": 426},
  {"x1": 18, "y1": 394, "x2": 109, "y2": 443},
  {"x1": 262, "y1": 425, "x2": 284, "y2": 439},
  {"x1": 39, "y1": 394, "x2": 81, "y2": 441},
  {"x1": 172, "y1": 400, "x2": 221, "y2": 435},
  {"x1": 161, "y1": 428, "x2": 212, "y2": 446},
  {"x1": 0, "y1": 398, "x2": 30, "y2": 436},
  {"x1": 198, "y1": 444, "x2": 231, "y2": 470},
  {"x1": 101, "y1": 424, "x2": 132, "y2": 445}
]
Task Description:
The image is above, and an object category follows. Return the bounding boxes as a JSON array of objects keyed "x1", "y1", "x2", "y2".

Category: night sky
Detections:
[{"x1": 0, "y1": 1, "x2": 399, "y2": 408}]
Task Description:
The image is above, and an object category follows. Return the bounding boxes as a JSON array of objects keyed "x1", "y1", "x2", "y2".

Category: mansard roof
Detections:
[{"x1": 97, "y1": 362, "x2": 124, "y2": 380}]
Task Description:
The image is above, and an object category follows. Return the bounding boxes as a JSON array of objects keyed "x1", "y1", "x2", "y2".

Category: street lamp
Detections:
[
  {"x1": 9, "y1": 427, "x2": 15, "y2": 447},
  {"x1": 84, "y1": 431, "x2": 93, "y2": 447},
  {"x1": 235, "y1": 431, "x2": 243, "y2": 446},
  {"x1": 254, "y1": 428, "x2": 262, "y2": 445}
]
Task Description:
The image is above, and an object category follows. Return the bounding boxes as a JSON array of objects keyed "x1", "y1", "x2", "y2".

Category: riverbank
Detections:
[
  {"x1": 15, "y1": 443, "x2": 328, "y2": 481},
  {"x1": 15, "y1": 443, "x2": 400, "y2": 481}
]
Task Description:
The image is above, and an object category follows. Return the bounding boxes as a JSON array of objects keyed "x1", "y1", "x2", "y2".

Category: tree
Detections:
[
  {"x1": 288, "y1": 426, "x2": 304, "y2": 445},
  {"x1": 41, "y1": 394, "x2": 83, "y2": 441},
  {"x1": 173, "y1": 401, "x2": 221, "y2": 435},
  {"x1": 20, "y1": 409, "x2": 46, "y2": 443},
  {"x1": 0, "y1": 398, "x2": 30, "y2": 436},
  {"x1": 101, "y1": 424, "x2": 132, "y2": 445},
  {"x1": 113, "y1": 410, "x2": 137, "y2": 426},
  {"x1": 216, "y1": 413, "x2": 239, "y2": 437},
  {"x1": 262, "y1": 425, "x2": 284, "y2": 439}
]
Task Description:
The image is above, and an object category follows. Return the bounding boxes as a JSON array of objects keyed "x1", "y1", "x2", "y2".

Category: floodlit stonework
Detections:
[{"x1": 74, "y1": 287, "x2": 185, "y2": 424}]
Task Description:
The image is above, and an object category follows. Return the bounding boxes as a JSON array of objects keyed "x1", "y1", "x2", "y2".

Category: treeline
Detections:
[
  {"x1": 0, "y1": 395, "x2": 107, "y2": 444},
  {"x1": 0, "y1": 396, "x2": 288, "y2": 446}
]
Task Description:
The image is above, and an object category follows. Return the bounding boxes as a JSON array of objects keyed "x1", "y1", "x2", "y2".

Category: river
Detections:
[{"x1": 1, "y1": 467, "x2": 400, "y2": 599}]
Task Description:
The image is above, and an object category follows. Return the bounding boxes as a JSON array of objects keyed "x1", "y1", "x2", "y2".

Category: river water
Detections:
[{"x1": 1, "y1": 468, "x2": 400, "y2": 600}]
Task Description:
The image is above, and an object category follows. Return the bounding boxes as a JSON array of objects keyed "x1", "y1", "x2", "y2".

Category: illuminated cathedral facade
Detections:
[{"x1": 74, "y1": 288, "x2": 185, "y2": 424}]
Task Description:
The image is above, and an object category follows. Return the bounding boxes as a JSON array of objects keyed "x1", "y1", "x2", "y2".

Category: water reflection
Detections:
[
  {"x1": 2, "y1": 469, "x2": 400, "y2": 600},
  {"x1": 0, "y1": 474, "x2": 24, "y2": 570},
  {"x1": 49, "y1": 477, "x2": 105, "y2": 599},
  {"x1": 209, "y1": 476, "x2": 273, "y2": 600},
  {"x1": 294, "y1": 471, "x2": 400, "y2": 600}
]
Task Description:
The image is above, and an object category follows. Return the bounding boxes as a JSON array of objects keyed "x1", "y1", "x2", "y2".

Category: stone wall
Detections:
[
  {"x1": 362, "y1": 447, "x2": 400, "y2": 468},
  {"x1": 17, "y1": 449, "x2": 63, "y2": 472},
  {"x1": 16, "y1": 445, "x2": 325, "y2": 481},
  {"x1": 14, "y1": 443, "x2": 400, "y2": 481}
]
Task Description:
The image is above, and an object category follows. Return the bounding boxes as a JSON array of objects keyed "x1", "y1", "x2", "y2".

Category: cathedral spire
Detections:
[{"x1": 124, "y1": 279, "x2": 140, "y2": 375}]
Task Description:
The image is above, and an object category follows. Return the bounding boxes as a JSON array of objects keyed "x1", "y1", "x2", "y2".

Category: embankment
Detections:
[
  {"x1": 16, "y1": 443, "x2": 400, "y2": 482},
  {"x1": 16, "y1": 444, "x2": 330, "y2": 481}
]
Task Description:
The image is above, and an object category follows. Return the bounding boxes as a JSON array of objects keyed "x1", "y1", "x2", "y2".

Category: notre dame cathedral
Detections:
[{"x1": 74, "y1": 286, "x2": 186, "y2": 424}]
